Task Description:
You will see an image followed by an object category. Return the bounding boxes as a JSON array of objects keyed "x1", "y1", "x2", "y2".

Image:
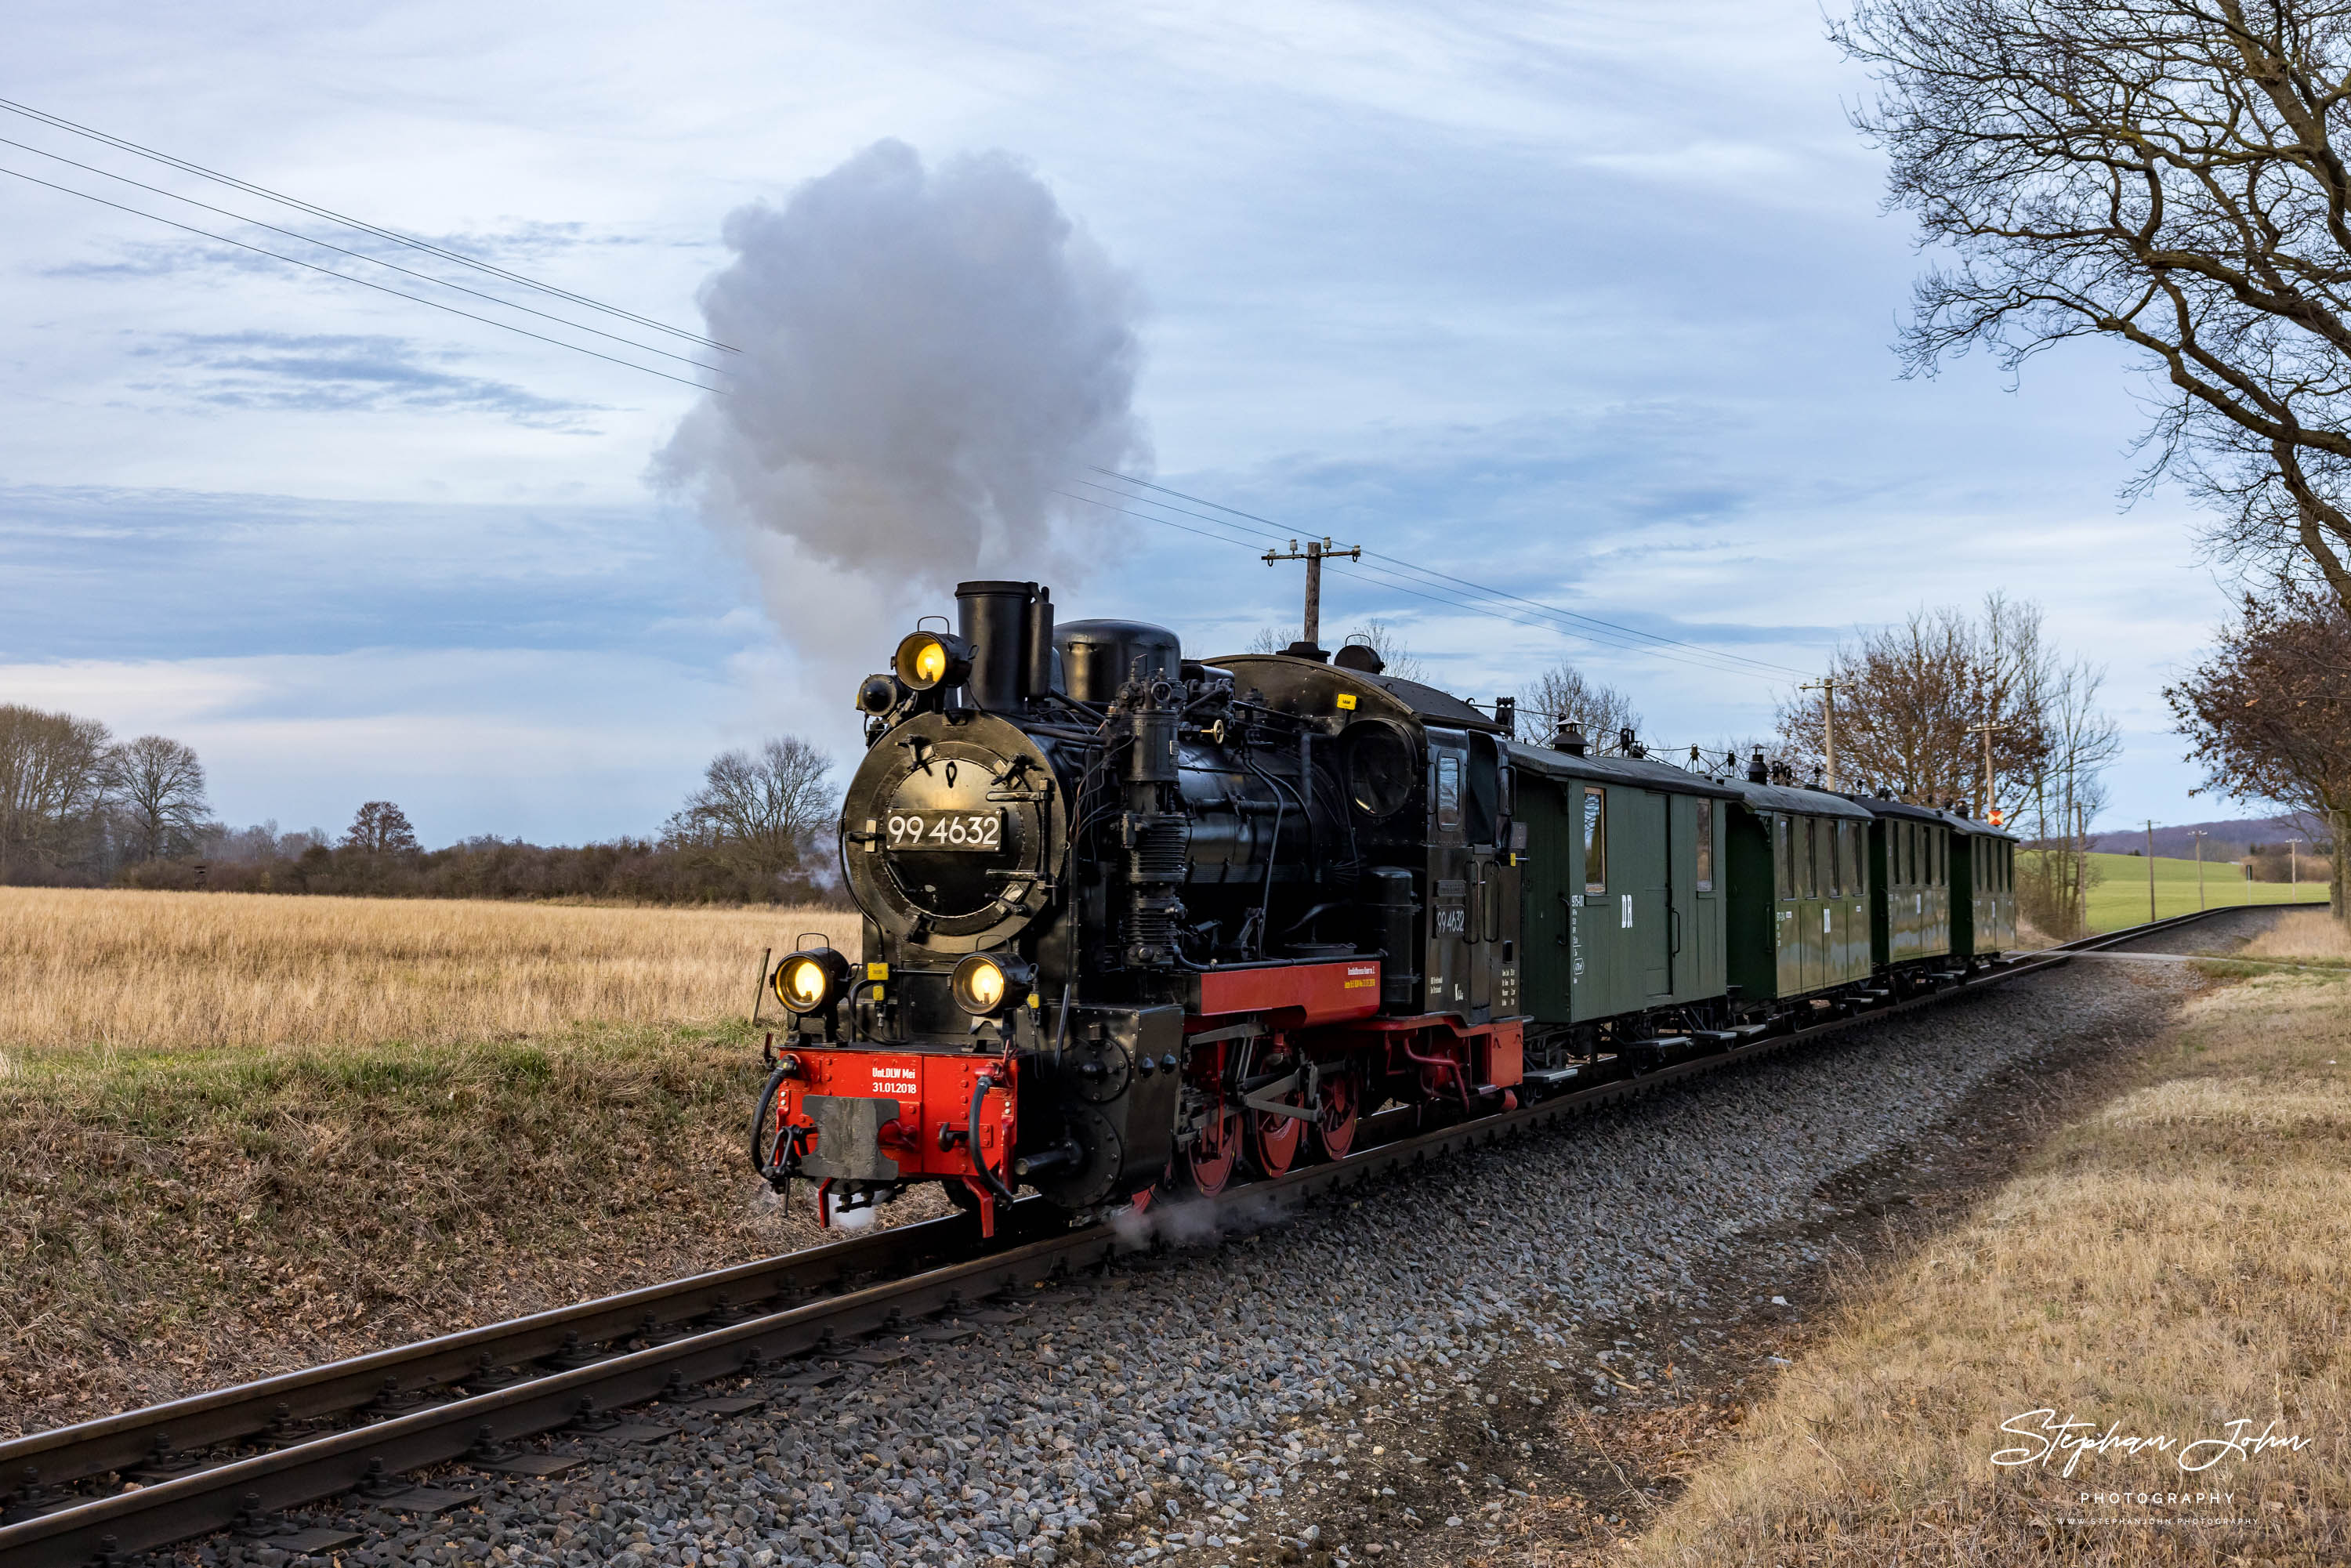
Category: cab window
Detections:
[
  {"x1": 1694, "y1": 798, "x2": 1716, "y2": 893},
  {"x1": 1435, "y1": 755, "x2": 1462, "y2": 830},
  {"x1": 1581, "y1": 784, "x2": 1607, "y2": 894}
]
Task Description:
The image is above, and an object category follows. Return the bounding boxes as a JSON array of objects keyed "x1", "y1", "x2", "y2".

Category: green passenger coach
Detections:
[
  {"x1": 1950, "y1": 813, "x2": 2020, "y2": 961},
  {"x1": 1719, "y1": 780, "x2": 1878, "y2": 1009},
  {"x1": 1510, "y1": 742, "x2": 1739, "y2": 1027}
]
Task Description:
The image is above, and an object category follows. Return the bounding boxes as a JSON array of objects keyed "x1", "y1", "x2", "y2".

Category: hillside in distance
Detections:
[{"x1": 2088, "y1": 813, "x2": 2325, "y2": 861}]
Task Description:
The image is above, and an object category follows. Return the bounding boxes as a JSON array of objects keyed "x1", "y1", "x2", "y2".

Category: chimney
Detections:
[
  {"x1": 1746, "y1": 747, "x2": 1769, "y2": 784},
  {"x1": 1554, "y1": 720, "x2": 1588, "y2": 756}
]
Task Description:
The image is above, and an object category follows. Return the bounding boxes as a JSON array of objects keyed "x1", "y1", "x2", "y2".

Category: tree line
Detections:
[{"x1": 0, "y1": 711, "x2": 846, "y2": 905}]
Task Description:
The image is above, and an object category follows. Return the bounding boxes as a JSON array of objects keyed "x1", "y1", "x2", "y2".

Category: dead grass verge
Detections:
[
  {"x1": 1626, "y1": 947, "x2": 2351, "y2": 1563},
  {"x1": 0, "y1": 888, "x2": 857, "y2": 1052},
  {"x1": 0, "y1": 1020, "x2": 948, "y2": 1439}
]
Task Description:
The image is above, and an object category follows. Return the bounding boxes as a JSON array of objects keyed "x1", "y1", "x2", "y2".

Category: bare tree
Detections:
[
  {"x1": 1835, "y1": 1, "x2": 2351, "y2": 611},
  {"x1": 1520, "y1": 662, "x2": 1643, "y2": 748},
  {"x1": 342, "y1": 801, "x2": 422, "y2": 856},
  {"x1": 2014, "y1": 659, "x2": 2123, "y2": 938},
  {"x1": 1246, "y1": 625, "x2": 1299, "y2": 655},
  {"x1": 1339, "y1": 619, "x2": 1430, "y2": 681},
  {"x1": 0, "y1": 704, "x2": 114, "y2": 879},
  {"x1": 1776, "y1": 596, "x2": 2059, "y2": 809},
  {"x1": 2166, "y1": 591, "x2": 2351, "y2": 918},
  {"x1": 109, "y1": 735, "x2": 211, "y2": 863},
  {"x1": 665, "y1": 737, "x2": 838, "y2": 879}
]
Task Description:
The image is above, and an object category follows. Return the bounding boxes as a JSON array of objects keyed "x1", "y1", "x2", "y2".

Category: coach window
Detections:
[
  {"x1": 1581, "y1": 784, "x2": 1607, "y2": 894},
  {"x1": 1933, "y1": 827, "x2": 1946, "y2": 886},
  {"x1": 1773, "y1": 815, "x2": 1793, "y2": 899},
  {"x1": 1694, "y1": 798, "x2": 1715, "y2": 893}
]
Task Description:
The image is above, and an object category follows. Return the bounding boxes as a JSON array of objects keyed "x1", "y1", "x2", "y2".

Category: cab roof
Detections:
[{"x1": 1206, "y1": 654, "x2": 1505, "y2": 733}]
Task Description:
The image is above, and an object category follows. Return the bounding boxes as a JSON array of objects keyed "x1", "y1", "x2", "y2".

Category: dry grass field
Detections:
[
  {"x1": 2241, "y1": 906, "x2": 2351, "y2": 965},
  {"x1": 0, "y1": 888, "x2": 893, "y2": 1438},
  {"x1": 1628, "y1": 922, "x2": 2350, "y2": 1566},
  {"x1": 0, "y1": 887, "x2": 861, "y2": 1054}
]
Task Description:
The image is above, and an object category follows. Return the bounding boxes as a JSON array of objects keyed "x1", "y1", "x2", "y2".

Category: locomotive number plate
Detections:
[{"x1": 886, "y1": 810, "x2": 1003, "y2": 851}]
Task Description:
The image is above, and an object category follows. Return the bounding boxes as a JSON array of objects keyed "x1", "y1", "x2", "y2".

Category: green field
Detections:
[{"x1": 2081, "y1": 851, "x2": 2331, "y2": 932}]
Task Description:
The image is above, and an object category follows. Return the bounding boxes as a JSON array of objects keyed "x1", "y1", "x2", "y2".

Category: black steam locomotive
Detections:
[{"x1": 752, "y1": 579, "x2": 2018, "y2": 1234}]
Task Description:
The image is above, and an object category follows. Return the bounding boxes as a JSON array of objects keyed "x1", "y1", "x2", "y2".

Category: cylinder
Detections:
[
  {"x1": 955, "y1": 581, "x2": 1031, "y2": 711},
  {"x1": 1023, "y1": 585, "x2": 1056, "y2": 697},
  {"x1": 1365, "y1": 866, "x2": 1420, "y2": 1009}
]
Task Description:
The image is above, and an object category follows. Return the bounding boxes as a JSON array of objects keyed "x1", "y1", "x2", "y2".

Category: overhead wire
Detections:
[
  {"x1": 0, "y1": 165, "x2": 719, "y2": 393},
  {"x1": 1053, "y1": 482, "x2": 1799, "y2": 684},
  {"x1": 0, "y1": 95, "x2": 733, "y2": 353},
  {"x1": 1060, "y1": 476, "x2": 1810, "y2": 684},
  {"x1": 0, "y1": 135, "x2": 728, "y2": 376},
  {"x1": 1089, "y1": 466, "x2": 1814, "y2": 680}
]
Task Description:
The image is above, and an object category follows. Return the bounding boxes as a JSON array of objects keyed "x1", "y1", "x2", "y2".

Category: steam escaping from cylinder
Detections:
[{"x1": 654, "y1": 139, "x2": 1150, "y2": 656}]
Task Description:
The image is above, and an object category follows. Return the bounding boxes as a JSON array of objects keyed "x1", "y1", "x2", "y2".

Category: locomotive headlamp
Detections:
[
  {"x1": 951, "y1": 952, "x2": 1033, "y2": 1016},
  {"x1": 773, "y1": 947, "x2": 852, "y2": 1015},
  {"x1": 893, "y1": 631, "x2": 972, "y2": 692},
  {"x1": 856, "y1": 673, "x2": 904, "y2": 715}
]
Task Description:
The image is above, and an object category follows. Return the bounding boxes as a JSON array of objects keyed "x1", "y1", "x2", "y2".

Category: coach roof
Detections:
[
  {"x1": 1506, "y1": 741, "x2": 1744, "y2": 800},
  {"x1": 1717, "y1": 778, "x2": 1877, "y2": 820}
]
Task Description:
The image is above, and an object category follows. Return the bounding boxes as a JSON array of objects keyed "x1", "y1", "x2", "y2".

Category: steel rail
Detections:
[
  {"x1": 0, "y1": 904, "x2": 2259, "y2": 1566},
  {"x1": 0, "y1": 1204, "x2": 1068, "y2": 1534}
]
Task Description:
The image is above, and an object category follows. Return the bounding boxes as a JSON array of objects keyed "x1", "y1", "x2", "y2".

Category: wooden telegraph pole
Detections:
[
  {"x1": 1966, "y1": 719, "x2": 2012, "y2": 820},
  {"x1": 1262, "y1": 538, "x2": 1360, "y2": 649},
  {"x1": 1799, "y1": 677, "x2": 1842, "y2": 791}
]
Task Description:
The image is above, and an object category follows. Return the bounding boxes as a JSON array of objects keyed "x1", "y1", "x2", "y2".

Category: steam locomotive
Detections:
[{"x1": 751, "y1": 579, "x2": 2019, "y2": 1234}]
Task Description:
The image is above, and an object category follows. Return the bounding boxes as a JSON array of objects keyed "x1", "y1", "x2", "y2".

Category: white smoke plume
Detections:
[{"x1": 657, "y1": 140, "x2": 1149, "y2": 649}]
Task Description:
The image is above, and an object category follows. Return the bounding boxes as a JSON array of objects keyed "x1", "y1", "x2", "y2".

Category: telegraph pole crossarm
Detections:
[{"x1": 1263, "y1": 536, "x2": 1361, "y2": 649}]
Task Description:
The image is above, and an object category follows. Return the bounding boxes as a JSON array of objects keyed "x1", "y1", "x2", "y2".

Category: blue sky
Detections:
[{"x1": 0, "y1": 1, "x2": 2240, "y2": 846}]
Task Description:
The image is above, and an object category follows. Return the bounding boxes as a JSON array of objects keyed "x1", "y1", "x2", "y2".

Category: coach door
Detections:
[{"x1": 1628, "y1": 788, "x2": 1672, "y2": 999}]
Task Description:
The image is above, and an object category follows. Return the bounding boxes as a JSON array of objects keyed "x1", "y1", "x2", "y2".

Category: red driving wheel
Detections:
[
  {"x1": 1312, "y1": 1066, "x2": 1361, "y2": 1161},
  {"x1": 1247, "y1": 1088, "x2": 1305, "y2": 1177},
  {"x1": 1184, "y1": 1100, "x2": 1242, "y2": 1196}
]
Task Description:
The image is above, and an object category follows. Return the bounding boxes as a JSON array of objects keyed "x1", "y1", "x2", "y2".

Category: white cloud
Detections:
[{"x1": 0, "y1": 0, "x2": 2263, "y2": 834}]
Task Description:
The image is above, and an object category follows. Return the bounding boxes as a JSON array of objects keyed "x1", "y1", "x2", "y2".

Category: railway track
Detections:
[{"x1": 0, "y1": 905, "x2": 2253, "y2": 1568}]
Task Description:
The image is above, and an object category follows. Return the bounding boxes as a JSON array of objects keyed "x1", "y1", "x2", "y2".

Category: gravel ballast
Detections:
[{"x1": 183, "y1": 958, "x2": 2197, "y2": 1568}]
